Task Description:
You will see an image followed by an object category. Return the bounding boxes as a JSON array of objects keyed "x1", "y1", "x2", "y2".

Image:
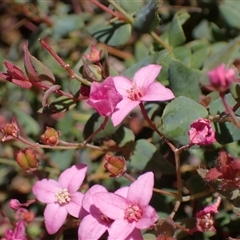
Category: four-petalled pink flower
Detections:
[
  {"x1": 87, "y1": 77, "x2": 123, "y2": 117},
  {"x1": 32, "y1": 164, "x2": 87, "y2": 234},
  {"x1": 111, "y1": 64, "x2": 175, "y2": 126},
  {"x1": 92, "y1": 172, "x2": 158, "y2": 240},
  {"x1": 188, "y1": 118, "x2": 216, "y2": 146}
]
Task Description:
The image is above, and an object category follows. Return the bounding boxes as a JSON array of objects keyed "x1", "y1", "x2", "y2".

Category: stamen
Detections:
[
  {"x1": 55, "y1": 188, "x2": 71, "y2": 205},
  {"x1": 126, "y1": 82, "x2": 144, "y2": 101},
  {"x1": 124, "y1": 203, "x2": 142, "y2": 223}
]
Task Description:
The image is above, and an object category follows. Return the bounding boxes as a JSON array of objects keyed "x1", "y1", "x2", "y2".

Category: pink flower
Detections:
[
  {"x1": 0, "y1": 61, "x2": 32, "y2": 89},
  {"x1": 9, "y1": 199, "x2": 21, "y2": 210},
  {"x1": 188, "y1": 118, "x2": 216, "y2": 146},
  {"x1": 111, "y1": 64, "x2": 175, "y2": 126},
  {"x1": 32, "y1": 164, "x2": 87, "y2": 234},
  {"x1": 87, "y1": 77, "x2": 123, "y2": 117},
  {"x1": 194, "y1": 197, "x2": 221, "y2": 233},
  {"x1": 78, "y1": 185, "x2": 111, "y2": 240},
  {"x1": 92, "y1": 172, "x2": 158, "y2": 240},
  {"x1": 4, "y1": 221, "x2": 27, "y2": 240},
  {"x1": 207, "y1": 64, "x2": 235, "y2": 93}
]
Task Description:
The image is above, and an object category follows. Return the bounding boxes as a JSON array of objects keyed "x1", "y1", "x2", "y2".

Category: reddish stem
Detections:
[{"x1": 90, "y1": 0, "x2": 129, "y2": 22}]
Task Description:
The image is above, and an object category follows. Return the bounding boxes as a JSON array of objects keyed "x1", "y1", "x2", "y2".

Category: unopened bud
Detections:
[
  {"x1": 104, "y1": 153, "x2": 127, "y2": 177},
  {"x1": 40, "y1": 127, "x2": 60, "y2": 146},
  {"x1": 10, "y1": 199, "x2": 21, "y2": 210},
  {"x1": 1, "y1": 118, "x2": 19, "y2": 141},
  {"x1": 80, "y1": 84, "x2": 90, "y2": 97},
  {"x1": 15, "y1": 208, "x2": 35, "y2": 223},
  {"x1": 84, "y1": 64, "x2": 103, "y2": 82},
  {"x1": 16, "y1": 148, "x2": 39, "y2": 172}
]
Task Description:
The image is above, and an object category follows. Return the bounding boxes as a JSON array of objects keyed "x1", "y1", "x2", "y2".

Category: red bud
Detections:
[{"x1": 104, "y1": 153, "x2": 127, "y2": 177}]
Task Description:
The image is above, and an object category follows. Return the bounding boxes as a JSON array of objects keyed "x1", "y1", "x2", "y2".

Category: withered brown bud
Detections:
[
  {"x1": 83, "y1": 45, "x2": 102, "y2": 63},
  {"x1": 1, "y1": 118, "x2": 19, "y2": 141},
  {"x1": 40, "y1": 127, "x2": 60, "y2": 146},
  {"x1": 16, "y1": 148, "x2": 39, "y2": 172},
  {"x1": 104, "y1": 153, "x2": 127, "y2": 177}
]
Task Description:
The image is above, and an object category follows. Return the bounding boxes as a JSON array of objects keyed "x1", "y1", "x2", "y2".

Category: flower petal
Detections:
[
  {"x1": 111, "y1": 98, "x2": 140, "y2": 126},
  {"x1": 136, "y1": 205, "x2": 158, "y2": 229},
  {"x1": 43, "y1": 203, "x2": 67, "y2": 234},
  {"x1": 114, "y1": 186, "x2": 129, "y2": 198},
  {"x1": 78, "y1": 214, "x2": 109, "y2": 240},
  {"x1": 65, "y1": 192, "x2": 84, "y2": 218},
  {"x1": 140, "y1": 82, "x2": 175, "y2": 101},
  {"x1": 93, "y1": 192, "x2": 127, "y2": 220},
  {"x1": 133, "y1": 64, "x2": 162, "y2": 89},
  {"x1": 128, "y1": 172, "x2": 154, "y2": 206},
  {"x1": 32, "y1": 179, "x2": 60, "y2": 203},
  {"x1": 108, "y1": 219, "x2": 136, "y2": 240},
  {"x1": 58, "y1": 164, "x2": 87, "y2": 193},
  {"x1": 83, "y1": 185, "x2": 107, "y2": 212},
  {"x1": 126, "y1": 228, "x2": 143, "y2": 240},
  {"x1": 112, "y1": 76, "x2": 132, "y2": 97}
]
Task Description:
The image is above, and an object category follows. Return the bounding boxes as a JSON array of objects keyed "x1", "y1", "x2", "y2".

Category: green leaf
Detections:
[
  {"x1": 230, "y1": 82, "x2": 240, "y2": 102},
  {"x1": 168, "y1": 60, "x2": 202, "y2": 101},
  {"x1": 87, "y1": 19, "x2": 131, "y2": 47},
  {"x1": 209, "y1": 93, "x2": 240, "y2": 144},
  {"x1": 219, "y1": 0, "x2": 240, "y2": 30},
  {"x1": 159, "y1": 96, "x2": 208, "y2": 146},
  {"x1": 134, "y1": 41, "x2": 150, "y2": 61},
  {"x1": 123, "y1": 50, "x2": 171, "y2": 79},
  {"x1": 115, "y1": 0, "x2": 143, "y2": 13},
  {"x1": 83, "y1": 113, "x2": 120, "y2": 142},
  {"x1": 38, "y1": 96, "x2": 76, "y2": 114},
  {"x1": 130, "y1": 140, "x2": 175, "y2": 173},
  {"x1": 133, "y1": 0, "x2": 160, "y2": 33},
  {"x1": 161, "y1": 11, "x2": 190, "y2": 47},
  {"x1": 172, "y1": 46, "x2": 192, "y2": 67},
  {"x1": 191, "y1": 45, "x2": 211, "y2": 69},
  {"x1": 48, "y1": 150, "x2": 74, "y2": 171},
  {"x1": 29, "y1": 55, "x2": 55, "y2": 86},
  {"x1": 112, "y1": 127, "x2": 135, "y2": 147},
  {"x1": 203, "y1": 36, "x2": 240, "y2": 71},
  {"x1": 13, "y1": 108, "x2": 40, "y2": 136},
  {"x1": 52, "y1": 14, "x2": 84, "y2": 39},
  {"x1": 192, "y1": 19, "x2": 213, "y2": 41}
]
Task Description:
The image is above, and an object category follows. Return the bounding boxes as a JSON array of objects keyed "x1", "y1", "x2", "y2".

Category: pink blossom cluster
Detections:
[
  {"x1": 32, "y1": 164, "x2": 158, "y2": 240},
  {"x1": 87, "y1": 64, "x2": 175, "y2": 126}
]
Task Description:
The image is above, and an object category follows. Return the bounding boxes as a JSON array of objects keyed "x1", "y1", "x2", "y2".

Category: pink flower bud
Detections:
[
  {"x1": 1, "y1": 118, "x2": 19, "y2": 142},
  {"x1": 87, "y1": 77, "x2": 123, "y2": 117},
  {"x1": 104, "y1": 153, "x2": 127, "y2": 177},
  {"x1": 40, "y1": 127, "x2": 60, "y2": 146},
  {"x1": 80, "y1": 84, "x2": 90, "y2": 97},
  {"x1": 188, "y1": 118, "x2": 216, "y2": 146},
  {"x1": 16, "y1": 148, "x2": 39, "y2": 172},
  {"x1": 9, "y1": 199, "x2": 21, "y2": 210},
  {"x1": 15, "y1": 208, "x2": 35, "y2": 223},
  {"x1": 208, "y1": 64, "x2": 236, "y2": 93},
  {"x1": 4, "y1": 221, "x2": 27, "y2": 240}
]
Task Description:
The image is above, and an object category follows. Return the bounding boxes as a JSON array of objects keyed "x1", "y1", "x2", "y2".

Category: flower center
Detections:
[
  {"x1": 124, "y1": 203, "x2": 143, "y2": 223},
  {"x1": 126, "y1": 82, "x2": 144, "y2": 101},
  {"x1": 55, "y1": 188, "x2": 71, "y2": 205}
]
